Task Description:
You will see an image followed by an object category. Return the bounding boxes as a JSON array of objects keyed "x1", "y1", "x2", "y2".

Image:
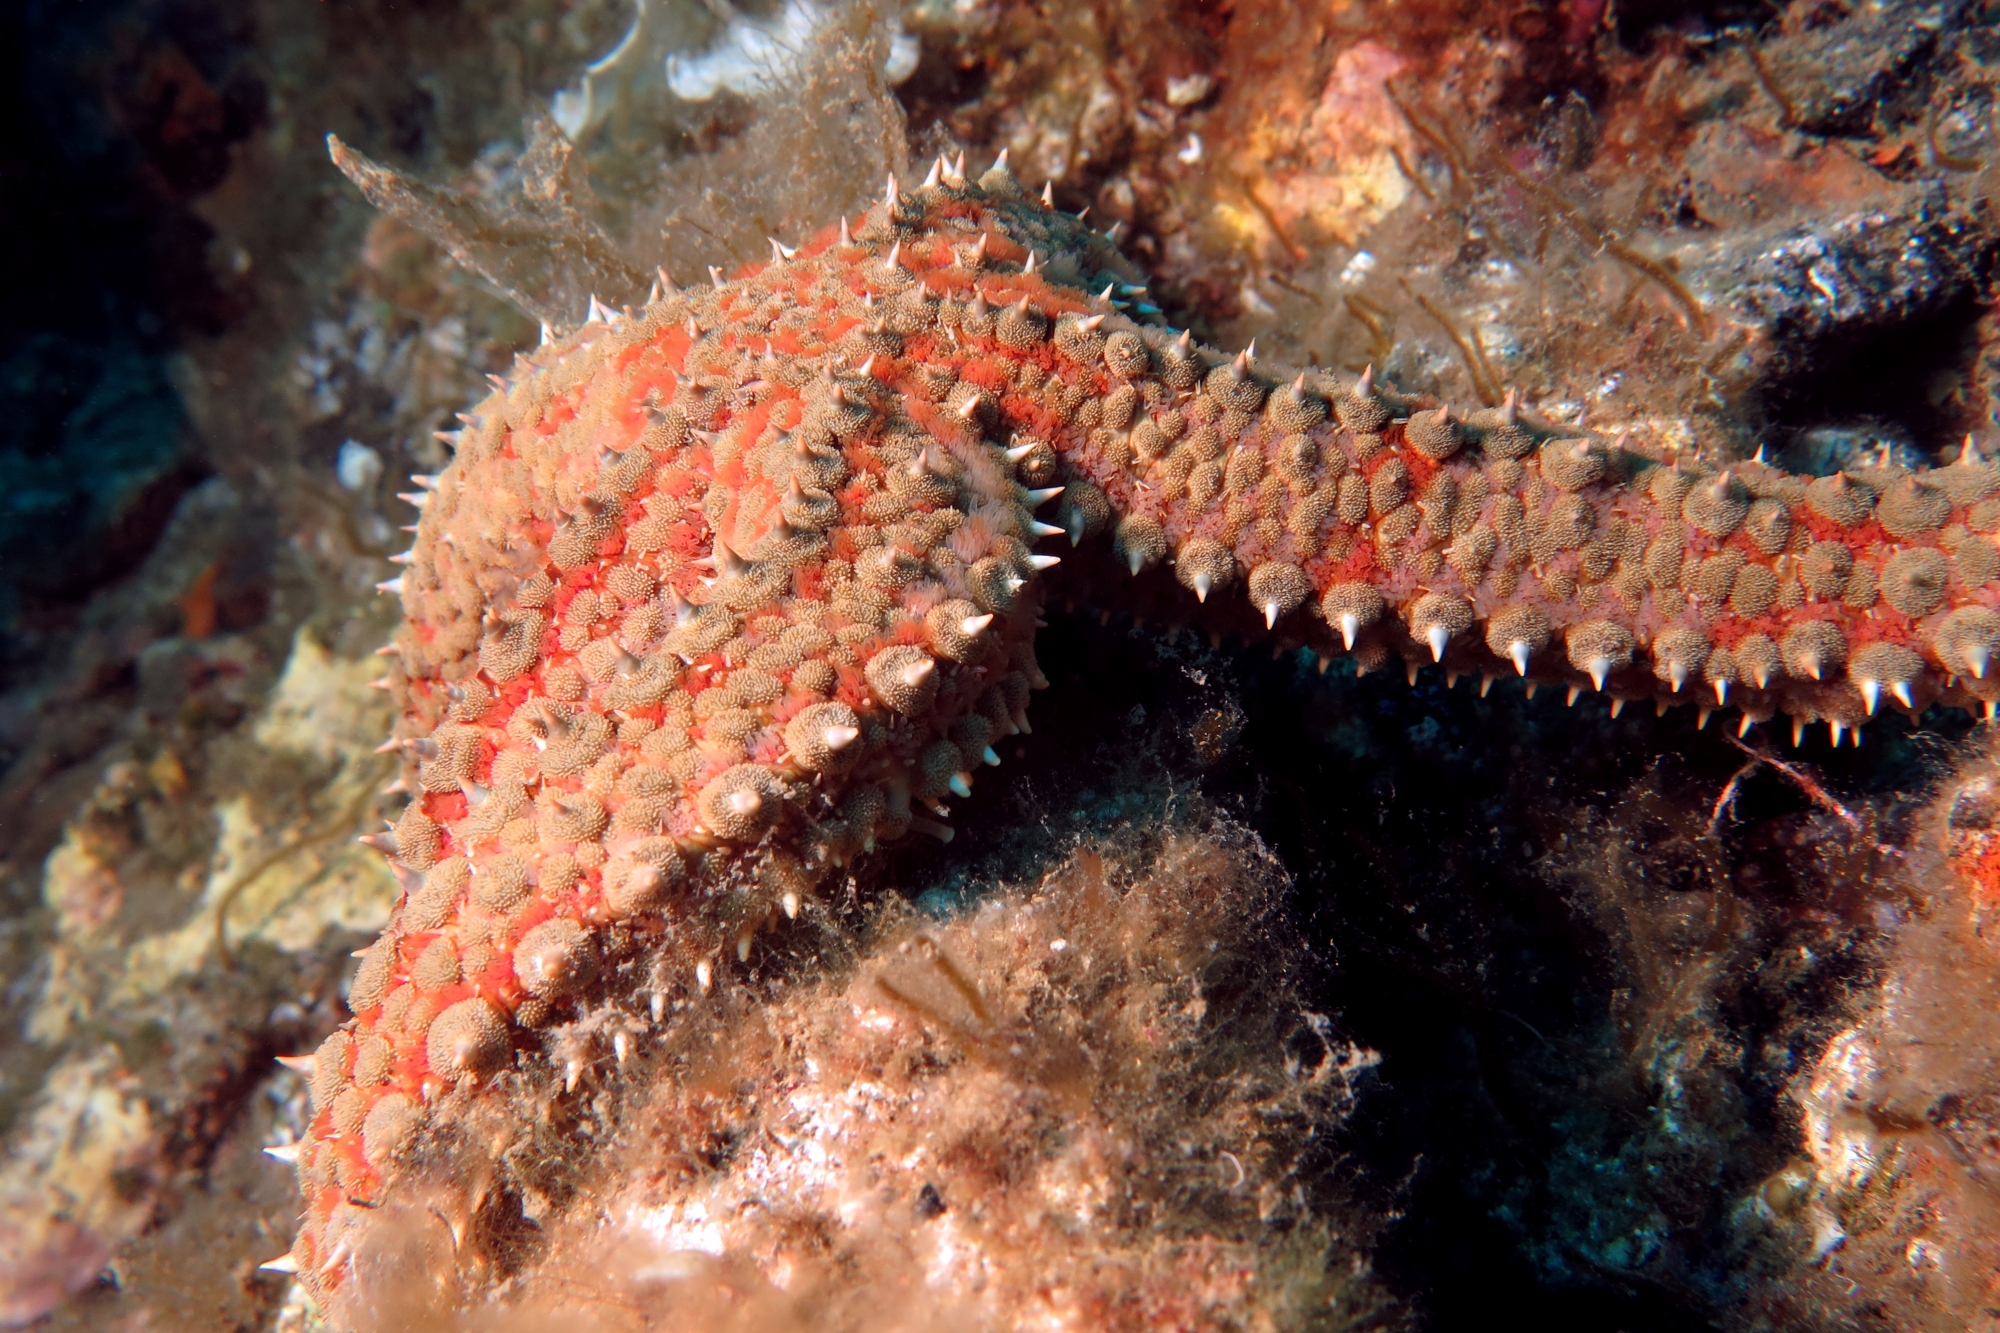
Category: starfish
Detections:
[{"x1": 277, "y1": 150, "x2": 2000, "y2": 1320}]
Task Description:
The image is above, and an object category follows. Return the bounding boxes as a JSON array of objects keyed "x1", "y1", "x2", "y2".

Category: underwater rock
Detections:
[
  {"x1": 0, "y1": 1051, "x2": 156, "y2": 1327},
  {"x1": 311, "y1": 822, "x2": 1396, "y2": 1332},
  {"x1": 1736, "y1": 736, "x2": 2000, "y2": 1329},
  {"x1": 0, "y1": 612, "x2": 397, "y2": 1328},
  {"x1": 1754, "y1": 0, "x2": 1975, "y2": 137}
]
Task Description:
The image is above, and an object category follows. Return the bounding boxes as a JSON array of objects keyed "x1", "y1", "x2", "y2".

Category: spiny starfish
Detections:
[{"x1": 278, "y1": 147, "x2": 2000, "y2": 1321}]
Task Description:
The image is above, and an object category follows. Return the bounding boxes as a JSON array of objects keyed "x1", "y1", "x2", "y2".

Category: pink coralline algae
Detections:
[{"x1": 285, "y1": 151, "x2": 2000, "y2": 1319}]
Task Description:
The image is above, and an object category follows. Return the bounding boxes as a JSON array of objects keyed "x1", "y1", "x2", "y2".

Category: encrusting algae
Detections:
[
  {"x1": 300, "y1": 822, "x2": 1395, "y2": 1332},
  {"x1": 282, "y1": 147, "x2": 2000, "y2": 1323}
]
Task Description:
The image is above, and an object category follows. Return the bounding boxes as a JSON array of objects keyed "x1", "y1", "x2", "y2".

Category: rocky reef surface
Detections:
[{"x1": 4, "y1": 0, "x2": 2000, "y2": 1330}]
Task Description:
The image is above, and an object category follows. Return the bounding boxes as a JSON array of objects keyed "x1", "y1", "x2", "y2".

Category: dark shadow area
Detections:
[
  {"x1": 0, "y1": 0, "x2": 266, "y2": 679},
  {"x1": 1613, "y1": 0, "x2": 1782, "y2": 44},
  {"x1": 1763, "y1": 294, "x2": 1992, "y2": 473}
]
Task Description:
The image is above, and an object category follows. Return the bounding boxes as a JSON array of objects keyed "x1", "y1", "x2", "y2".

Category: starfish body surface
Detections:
[{"x1": 284, "y1": 159, "x2": 2000, "y2": 1317}]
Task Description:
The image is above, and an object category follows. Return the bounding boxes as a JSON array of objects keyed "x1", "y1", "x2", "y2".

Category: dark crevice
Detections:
[{"x1": 1761, "y1": 293, "x2": 1994, "y2": 472}]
